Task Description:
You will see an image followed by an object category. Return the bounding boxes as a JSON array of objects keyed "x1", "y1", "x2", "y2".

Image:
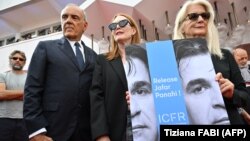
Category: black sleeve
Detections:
[
  {"x1": 23, "y1": 41, "x2": 48, "y2": 135},
  {"x1": 89, "y1": 55, "x2": 109, "y2": 140},
  {"x1": 213, "y1": 49, "x2": 250, "y2": 109}
]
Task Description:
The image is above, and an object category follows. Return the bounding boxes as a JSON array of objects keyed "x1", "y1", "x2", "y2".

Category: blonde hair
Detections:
[
  {"x1": 173, "y1": 0, "x2": 222, "y2": 58},
  {"x1": 106, "y1": 13, "x2": 141, "y2": 60}
]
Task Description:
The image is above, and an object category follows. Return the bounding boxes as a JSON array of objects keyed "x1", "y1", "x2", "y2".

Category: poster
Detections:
[{"x1": 125, "y1": 38, "x2": 230, "y2": 141}]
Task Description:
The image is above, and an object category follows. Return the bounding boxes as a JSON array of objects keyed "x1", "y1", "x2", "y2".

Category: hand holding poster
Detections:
[
  {"x1": 172, "y1": 38, "x2": 230, "y2": 125},
  {"x1": 125, "y1": 38, "x2": 230, "y2": 141},
  {"x1": 124, "y1": 45, "x2": 159, "y2": 141}
]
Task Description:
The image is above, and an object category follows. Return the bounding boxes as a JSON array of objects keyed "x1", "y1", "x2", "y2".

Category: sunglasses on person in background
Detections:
[
  {"x1": 186, "y1": 12, "x2": 210, "y2": 21},
  {"x1": 108, "y1": 19, "x2": 130, "y2": 31},
  {"x1": 11, "y1": 57, "x2": 25, "y2": 61}
]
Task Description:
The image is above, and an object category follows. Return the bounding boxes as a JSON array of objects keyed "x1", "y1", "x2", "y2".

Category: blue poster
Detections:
[
  {"x1": 125, "y1": 38, "x2": 230, "y2": 141},
  {"x1": 146, "y1": 40, "x2": 189, "y2": 125}
]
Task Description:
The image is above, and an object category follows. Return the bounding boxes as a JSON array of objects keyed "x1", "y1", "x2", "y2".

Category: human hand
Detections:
[
  {"x1": 17, "y1": 95, "x2": 24, "y2": 101},
  {"x1": 96, "y1": 135, "x2": 111, "y2": 141},
  {"x1": 125, "y1": 91, "x2": 131, "y2": 111},
  {"x1": 125, "y1": 91, "x2": 130, "y2": 105},
  {"x1": 215, "y1": 72, "x2": 234, "y2": 99},
  {"x1": 30, "y1": 134, "x2": 53, "y2": 141},
  {"x1": 239, "y1": 108, "x2": 250, "y2": 125}
]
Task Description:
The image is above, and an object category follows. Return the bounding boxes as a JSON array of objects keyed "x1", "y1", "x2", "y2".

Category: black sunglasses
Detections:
[
  {"x1": 11, "y1": 57, "x2": 25, "y2": 61},
  {"x1": 108, "y1": 19, "x2": 130, "y2": 31},
  {"x1": 186, "y1": 12, "x2": 210, "y2": 21}
]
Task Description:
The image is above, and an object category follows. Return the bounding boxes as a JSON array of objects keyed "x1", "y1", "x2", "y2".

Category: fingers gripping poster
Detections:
[{"x1": 125, "y1": 38, "x2": 230, "y2": 141}]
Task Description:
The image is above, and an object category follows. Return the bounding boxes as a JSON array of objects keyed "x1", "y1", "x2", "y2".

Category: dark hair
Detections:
[
  {"x1": 125, "y1": 44, "x2": 149, "y2": 76},
  {"x1": 9, "y1": 50, "x2": 26, "y2": 61},
  {"x1": 174, "y1": 38, "x2": 208, "y2": 68}
]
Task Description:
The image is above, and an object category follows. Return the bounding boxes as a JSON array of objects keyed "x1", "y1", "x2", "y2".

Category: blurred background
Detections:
[{"x1": 0, "y1": 0, "x2": 249, "y2": 72}]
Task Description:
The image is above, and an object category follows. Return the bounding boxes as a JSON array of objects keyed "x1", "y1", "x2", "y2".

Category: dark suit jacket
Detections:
[
  {"x1": 90, "y1": 54, "x2": 128, "y2": 141},
  {"x1": 24, "y1": 37, "x2": 97, "y2": 141},
  {"x1": 211, "y1": 49, "x2": 250, "y2": 124}
]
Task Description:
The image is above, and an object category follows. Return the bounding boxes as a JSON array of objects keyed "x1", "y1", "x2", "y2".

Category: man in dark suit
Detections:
[{"x1": 23, "y1": 3, "x2": 97, "y2": 141}]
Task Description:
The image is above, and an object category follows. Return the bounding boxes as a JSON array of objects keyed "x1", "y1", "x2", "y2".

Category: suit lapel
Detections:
[
  {"x1": 58, "y1": 37, "x2": 80, "y2": 70},
  {"x1": 110, "y1": 57, "x2": 128, "y2": 91}
]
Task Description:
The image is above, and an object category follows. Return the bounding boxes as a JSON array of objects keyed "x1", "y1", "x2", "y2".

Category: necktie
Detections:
[{"x1": 75, "y1": 42, "x2": 85, "y2": 70}]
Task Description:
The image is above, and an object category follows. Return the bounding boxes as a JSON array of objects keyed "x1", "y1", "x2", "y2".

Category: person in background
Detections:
[
  {"x1": 90, "y1": 13, "x2": 141, "y2": 141},
  {"x1": 23, "y1": 3, "x2": 97, "y2": 141},
  {"x1": 125, "y1": 45, "x2": 158, "y2": 141},
  {"x1": 232, "y1": 48, "x2": 250, "y2": 86},
  {"x1": 173, "y1": 0, "x2": 250, "y2": 124},
  {"x1": 0, "y1": 50, "x2": 28, "y2": 141}
]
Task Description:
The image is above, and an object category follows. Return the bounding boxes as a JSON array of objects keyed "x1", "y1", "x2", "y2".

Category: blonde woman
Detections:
[
  {"x1": 173, "y1": 0, "x2": 250, "y2": 124},
  {"x1": 90, "y1": 13, "x2": 141, "y2": 141}
]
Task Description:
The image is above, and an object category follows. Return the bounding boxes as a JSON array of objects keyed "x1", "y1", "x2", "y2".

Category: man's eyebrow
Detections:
[
  {"x1": 131, "y1": 81, "x2": 151, "y2": 93},
  {"x1": 62, "y1": 13, "x2": 68, "y2": 16},
  {"x1": 186, "y1": 78, "x2": 211, "y2": 93}
]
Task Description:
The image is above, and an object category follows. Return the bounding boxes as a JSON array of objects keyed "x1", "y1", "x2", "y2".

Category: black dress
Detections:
[{"x1": 211, "y1": 49, "x2": 250, "y2": 124}]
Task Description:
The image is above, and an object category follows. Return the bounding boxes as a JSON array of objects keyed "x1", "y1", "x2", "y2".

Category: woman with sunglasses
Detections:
[
  {"x1": 173, "y1": 0, "x2": 250, "y2": 124},
  {"x1": 90, "y1": 13, "x2": 141, "y2": 141}
]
